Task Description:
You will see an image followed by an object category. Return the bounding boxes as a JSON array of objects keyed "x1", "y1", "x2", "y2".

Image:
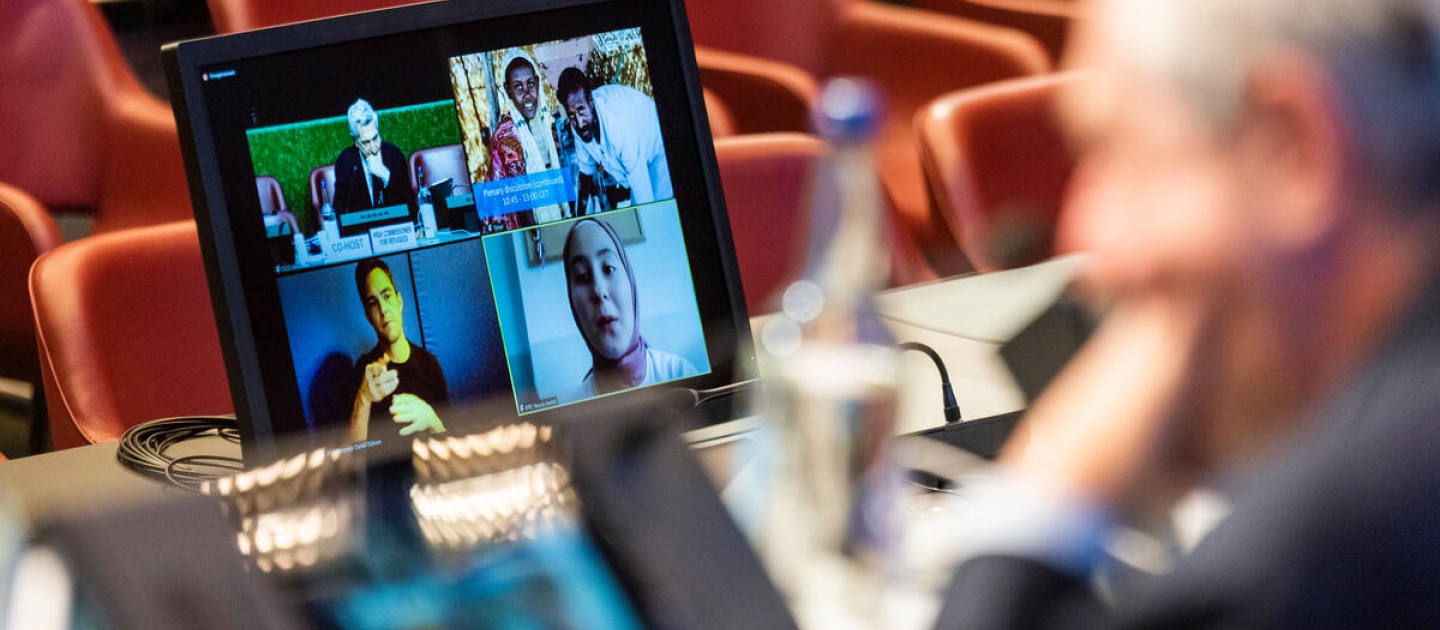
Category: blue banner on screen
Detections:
[{"x1": 474, "y1": 168, "x2": 575, "y2": 218}]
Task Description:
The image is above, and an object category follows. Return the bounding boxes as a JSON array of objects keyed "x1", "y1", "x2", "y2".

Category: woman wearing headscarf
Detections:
[
  {"x1": 496, "y1": 48, "x2": 568, "y2": 223},
  {"x1": 562, "y1": 217, "x2": 697, "y2": 398}
]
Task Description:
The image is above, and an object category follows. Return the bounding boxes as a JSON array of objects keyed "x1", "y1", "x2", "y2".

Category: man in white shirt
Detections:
[{"x1": 556, "y1": 67, "x2": 672, "y2": 209}]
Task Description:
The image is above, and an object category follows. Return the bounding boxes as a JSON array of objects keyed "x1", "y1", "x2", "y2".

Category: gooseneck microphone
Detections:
[
  {"x1": 897, "y1": 341, "x2": 962, "y2": 424},
  {"x1": 667, "y1": 343, "x2": 962, "y2": 427}
]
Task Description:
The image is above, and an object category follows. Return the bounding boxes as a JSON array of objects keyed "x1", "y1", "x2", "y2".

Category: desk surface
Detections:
[
  {"x1": 0, "y1": 437, "x2": 240, "y2": 526},
  {"x1": 0, "y1": 259, "x2": 1077, "y2": 526}
]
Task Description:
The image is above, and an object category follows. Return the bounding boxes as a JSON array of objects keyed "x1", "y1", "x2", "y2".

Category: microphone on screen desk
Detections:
[
  {"x1": 665, "y1": 342, "x2": 963, "y2": 427},
  {"x1": 664, "y1": 378, "x2": 764, "y2": 412}
]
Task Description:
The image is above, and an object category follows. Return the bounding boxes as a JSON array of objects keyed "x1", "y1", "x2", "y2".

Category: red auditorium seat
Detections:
[
  {"x1": 909, "y1": 0, "x2": 1089, "y2": 63},
  {"x1": 915, "y1": 72, "x2": 1082, "y2": 271},
  {"x1": 684, "y1": 0, "x2": 1051, "y2": 275},
  {"x1": 0, "y1": 0, "x2": 191, "y2": 233},
  {"x1": 693, "y1": 47, "x2": 818, "y2": 136},
  {"x1": 407, "y1": 145, "x2": 470, "y2": 193},
  {"x1": 30, "y1": 222, "x2": 231, "y2": 449},
  {"x1": 207, "y1": 0, "x2": 427, "y2": 32},
  {"x1": 255, "y1": 176, "x2": 288, "y2": 216},
  {"x1": 1, "y1": 182, "x2": 62, "y2": 454},
  {"x1": 715, "y1": 133, "x2": 935, "y2": 311}
]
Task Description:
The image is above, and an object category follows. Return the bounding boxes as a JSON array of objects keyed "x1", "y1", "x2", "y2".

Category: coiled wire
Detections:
[{"x1": 115, "y1": 416, "x2": 244, "y2": 491}]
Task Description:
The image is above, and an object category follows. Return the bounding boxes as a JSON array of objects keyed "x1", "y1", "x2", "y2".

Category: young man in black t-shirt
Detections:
[{"x1": 348, "y1": 258, "x2": 448, "y2": 443}]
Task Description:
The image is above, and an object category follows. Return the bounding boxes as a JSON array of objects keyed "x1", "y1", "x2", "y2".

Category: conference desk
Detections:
[{"x1": 0, "y1": 257, "x2": 1080, "y2": 526}]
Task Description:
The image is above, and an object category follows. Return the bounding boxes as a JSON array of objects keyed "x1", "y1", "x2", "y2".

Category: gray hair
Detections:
[
  {"x1": 1110, "y1": 0, "x2": 1440, "y2": 208},
  {"x1": 346, "y1": 99, "x2": 378, "y2": 139}
]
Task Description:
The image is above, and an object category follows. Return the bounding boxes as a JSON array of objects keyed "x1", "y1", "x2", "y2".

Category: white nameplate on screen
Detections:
[
  {"x1": 370, "y1": 224, "x2": 418, "y2": 254},
  {"x1": 324, "y1": 234, "x2": 374, "y2": 263}
]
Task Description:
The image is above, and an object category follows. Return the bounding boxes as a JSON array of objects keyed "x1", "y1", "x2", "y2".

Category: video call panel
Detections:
[
  {"x1": 254, "y1": 26, "x2": 699, "y2": 447},
  {"x1": 247, "y1": 27, "x2": 672, "y2": 274},
  {"x1": 246, "y1": 100, "x2": 469, "y2": 269},
  {"x1": 485, "y1": 202, "x2": 710, "y2": 414}
]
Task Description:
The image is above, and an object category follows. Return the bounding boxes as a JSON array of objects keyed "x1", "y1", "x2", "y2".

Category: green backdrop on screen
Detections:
[{"x1": 247, "y1": 100, "x2": 465, "y2": 232}]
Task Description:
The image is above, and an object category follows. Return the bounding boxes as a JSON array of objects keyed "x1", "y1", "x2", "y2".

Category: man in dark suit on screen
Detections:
[
  {"x1": 333, "y1": 98, "x2": 414, "y2": 218},
  {"x1": 934, "y1": 0, "x2": 1440, "y2": 627}
]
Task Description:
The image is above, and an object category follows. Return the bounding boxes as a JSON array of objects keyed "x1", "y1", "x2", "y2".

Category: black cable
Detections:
[
  {"x1": 116, "y1": 416, "x2": 244, "y2": 492},
  {"x1": 165, "y1": 455, "x2": 245, "y2": 489},
  {"x1": 897, "y1": 341, "x2": 963, "y2": 424}
]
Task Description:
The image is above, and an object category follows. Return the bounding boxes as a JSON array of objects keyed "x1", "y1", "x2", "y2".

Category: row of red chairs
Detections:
[
  {"x1": 2, "y1": 0, "x2": 1084, "y2": 456},
  {"x1": 1, "y1": 0, "x2": 1080, "y2": 275},
  {"x1": 206, "y1": 0, "x2": 1070, "y2": 276}
]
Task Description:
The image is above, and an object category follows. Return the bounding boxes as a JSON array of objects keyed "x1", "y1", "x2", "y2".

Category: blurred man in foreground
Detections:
[{"x1": 937, "y1": 0, "x2": 1440, "y2": 626}]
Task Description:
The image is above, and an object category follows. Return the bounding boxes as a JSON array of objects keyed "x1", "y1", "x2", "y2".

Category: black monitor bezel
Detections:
[{"x1": 163, "y1": 0, "x2": 755, "y2": 465}]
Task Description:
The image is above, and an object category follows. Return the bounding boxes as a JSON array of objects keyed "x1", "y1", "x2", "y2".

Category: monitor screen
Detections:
[{"x1": 165, "y1": 0, "x2": 753, "y2": 464}]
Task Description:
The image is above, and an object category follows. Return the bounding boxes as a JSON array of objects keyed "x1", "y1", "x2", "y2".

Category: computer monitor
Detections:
[{"x1": 164, "y1": 0, "x2": 754, "y2": 465}]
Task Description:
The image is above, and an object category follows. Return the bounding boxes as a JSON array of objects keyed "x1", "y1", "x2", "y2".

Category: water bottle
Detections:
[
  {"x1": 292, "y1": 230, "x2": 308, "y2": 265},
  {"x1": 320, "y1": 179, "x2": 339, "y2": 252},
  {"x1": 751, "y1": 78, "x2": 902, "y2": 629},
  {"x1": 416, "y1": 164, "x2": 437, "y2": 240}
]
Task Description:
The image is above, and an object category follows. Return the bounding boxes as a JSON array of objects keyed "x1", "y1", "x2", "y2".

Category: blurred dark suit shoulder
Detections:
[{"x1": 935, "y1": 282, "x2": 1440, "y2": 629}]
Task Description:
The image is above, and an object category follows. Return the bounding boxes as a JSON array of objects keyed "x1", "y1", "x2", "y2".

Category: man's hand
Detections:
[
  {"x1": 359, "y1": 354, "x2": 399, "y2": 404},
  {"x1": 365, "y1": 152, "x2": 391, "y2": 184},
  {"x1": 1001, "y1": 290, "x2": 1218, "y2": 514},
  {"x1": 351, "y1": 354, "x2": 397, "y2": 443},
  {"x1": 391, "y1": 394, "x2": 445, "y2": 436}
]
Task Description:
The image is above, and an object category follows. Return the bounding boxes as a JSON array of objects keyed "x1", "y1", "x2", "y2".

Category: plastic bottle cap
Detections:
[{"x1": 813, "y1": 78, "x2": 883, "y2": 142}]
